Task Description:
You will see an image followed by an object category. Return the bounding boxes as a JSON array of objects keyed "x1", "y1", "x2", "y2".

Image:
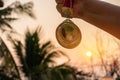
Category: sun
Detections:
[{"x1": 86, "y1": 51, "x2": 92, "y2": 57}]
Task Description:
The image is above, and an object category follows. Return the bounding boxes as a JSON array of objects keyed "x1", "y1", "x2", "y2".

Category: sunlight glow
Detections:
[{"x1": 86, "y1": 51, "x2": 92, "y2": 57}]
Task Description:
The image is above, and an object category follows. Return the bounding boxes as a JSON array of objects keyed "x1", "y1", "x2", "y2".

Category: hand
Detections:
[{"x1": 55, "y1": 0, "x2": 85, "y2": 18}]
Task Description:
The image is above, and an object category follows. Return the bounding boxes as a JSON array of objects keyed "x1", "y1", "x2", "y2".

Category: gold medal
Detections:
[
  {"x1": 56, "y1": 19, "x2": 81, "y2": 49},
  {"x1": 56, "y1": 0, "x2": 82, "y2": 49}
]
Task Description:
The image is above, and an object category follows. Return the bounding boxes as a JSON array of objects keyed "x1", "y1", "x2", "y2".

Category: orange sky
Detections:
[{"x1": 5, "y1": 0, "x2": 120, "y2": 68}]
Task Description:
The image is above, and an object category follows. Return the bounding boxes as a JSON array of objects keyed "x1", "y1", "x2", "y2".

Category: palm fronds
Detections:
[
  {"x1": 0, "y1": 1, "x2": 35, "y2": 31},
  {"x1": 24, "y1": 27, "x2": 59, "y2": 70},
  {"x1": 0, "y1": 37, "x2": 21, "y2": 80},
  {"x1": 0, "y1": 1, "x2": 35, "y2": 18},
  {"x1": 8, "y1": 27, "x2": 69, "y2": 79},
  {"x1": 13, "y1": 1, "x2": 35, "y2": 18}
]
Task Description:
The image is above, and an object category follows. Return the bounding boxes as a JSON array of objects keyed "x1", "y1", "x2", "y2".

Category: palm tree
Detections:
[
  {"x1": 0, "y1": 1, "x2": 92, "y2": 80},
  {"x1": 0, "y1": 1, "x2": 35, "y2": 80},
  {"x1": 0, "y1": 1, "x2": 35, "y2": 31},
  {"x1": 48, "y1": 64, "x2": 77, "y2": 80},
  {"x1": 0, "y1": 1, "x2": 72, "y2": 80},
  {"x1": 0, "y1": 0, "x2": 4, "y2": 7},
  {"x1": 0, "y1": 37, "x2": 20, "y2": 80},
  {"x1": 1, "y1": 25, "x2": 92, "y2": 80},
  {"x1": 37, "y1": 62, "x2": 92, "y2": 80},
  {"x1": 9, "y1": 27, "x2": 69, "y2": 79}
]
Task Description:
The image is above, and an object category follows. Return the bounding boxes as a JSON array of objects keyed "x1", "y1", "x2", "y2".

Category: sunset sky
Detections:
[{"x1": 4, "y1": 0, "x2": 120, "y2": 68}]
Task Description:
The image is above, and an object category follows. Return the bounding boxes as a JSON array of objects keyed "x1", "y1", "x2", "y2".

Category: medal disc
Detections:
[{"x1": 56, "y1": 19, "x2": 82, "y2": 49}]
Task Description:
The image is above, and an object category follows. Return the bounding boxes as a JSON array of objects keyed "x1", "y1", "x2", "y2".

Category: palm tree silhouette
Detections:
[
  {"x1": 0, "y1": 1, "x2": 92, "y2": 80},
  {"x1": 0, "y1": 1, "x2": 35, "y2": 30},
  {"x1": 0, "y1": 0, "x2": 4, "y2": 7},
  {"x1": 0, "y1": 1, "x2": 35, "y2": 80},
  {"x1": 9, "y1": 27, "x2": 70, "y2": 80}
]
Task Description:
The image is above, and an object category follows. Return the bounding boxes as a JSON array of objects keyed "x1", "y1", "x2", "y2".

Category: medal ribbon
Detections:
[{"x1": 63, "y1": 0, "x2": 73, "y2": 8}]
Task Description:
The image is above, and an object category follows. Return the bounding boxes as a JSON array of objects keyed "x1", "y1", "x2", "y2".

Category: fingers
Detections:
[
  {"x1": 55, "y1": 0, "x2": 74, "y2": 17},
  {"x1": 55, "y1": 0, "x2": 64, "y2": 4},
  {"x1": 55, "y1": 0, "x2": 64, "y2": 13},
  {"x1": 56, "y1": 3, "x2": 63, "y2": 13},
  {"x1": 55, "y1": 0, "x2": 64, "y2": 14}
]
